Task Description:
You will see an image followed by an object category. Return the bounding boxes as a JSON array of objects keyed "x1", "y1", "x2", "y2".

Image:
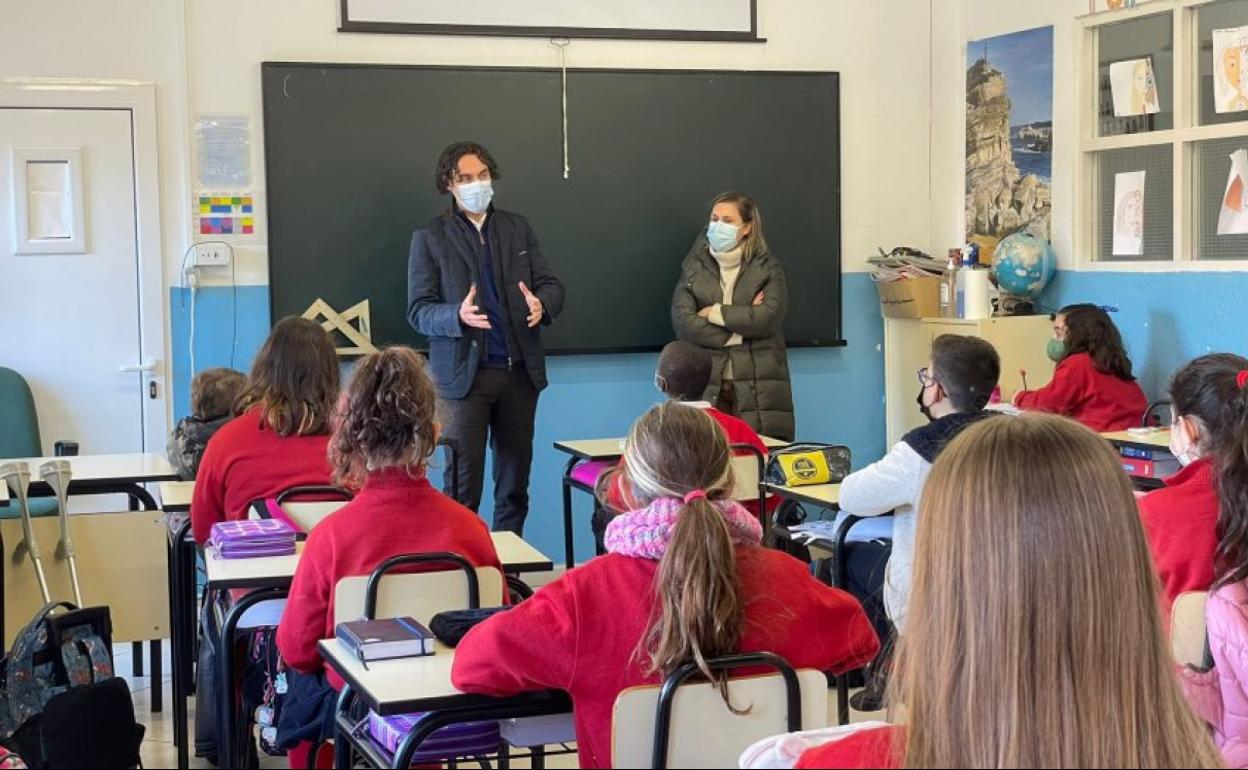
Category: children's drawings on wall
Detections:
[
  {"x1": 1109, "y1": 58, "x2": 1160, "y2": 117},
  {"x1": 1112, "y1": 171, "x2": 1145, "y2": 256},
  {"x1": 1214, "y1": 26, "x2": 1248, "y2": 114},
  {"x1": 1218, "y1": 149, "x2": 1248, "y2": 236}
]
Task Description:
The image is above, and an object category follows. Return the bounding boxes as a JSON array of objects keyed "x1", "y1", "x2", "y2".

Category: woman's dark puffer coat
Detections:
[{"x1": 671, "y1": 234, "x2": 795, "y2": 441}]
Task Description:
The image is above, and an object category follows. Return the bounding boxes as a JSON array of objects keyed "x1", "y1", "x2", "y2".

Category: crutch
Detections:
[
  {"x1": 40, "y1": 460, "x2": 81, "y2": 606},
  {"x1": 0, "y1": 462, "x2": 51, "y2": 603}
]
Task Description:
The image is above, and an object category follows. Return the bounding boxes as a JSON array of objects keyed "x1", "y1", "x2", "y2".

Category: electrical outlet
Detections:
[{"x1": 193, "y1": 243, "x2": 231, "y2": 267}]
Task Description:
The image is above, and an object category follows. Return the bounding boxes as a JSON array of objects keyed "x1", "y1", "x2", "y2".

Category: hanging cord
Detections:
[{"x1": 550, "y1": 37, "x2": 571, "y2": 179}]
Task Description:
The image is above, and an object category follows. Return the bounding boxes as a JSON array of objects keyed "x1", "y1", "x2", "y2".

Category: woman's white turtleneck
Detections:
[{"x1": 707, "y1": 245, "x2": 745, "y2": 378}]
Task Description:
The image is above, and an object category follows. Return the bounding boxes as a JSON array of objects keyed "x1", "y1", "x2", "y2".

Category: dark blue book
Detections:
[{"x1": 336, "y1": 617, "x2": 434, "y2": 663}]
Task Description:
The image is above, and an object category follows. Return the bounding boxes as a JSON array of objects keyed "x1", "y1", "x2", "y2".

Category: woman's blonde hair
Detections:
[
  {"x1": 620, "y1": 402, "x2": 745, "y2": 704},
  {"x1": 891, "y1": 413, "x2": 1221, "y2": 769},
  {"x1": 711, "y1": 191, "x2": 768, "y2": 261}
]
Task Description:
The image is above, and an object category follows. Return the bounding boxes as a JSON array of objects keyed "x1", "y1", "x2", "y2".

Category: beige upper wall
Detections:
[
  {"x1": 2, "y1": 0, "x2": 933, "y2": 287},
  {"x1": 931, "y1": 0, "x2": 1086, "y2": 268}
]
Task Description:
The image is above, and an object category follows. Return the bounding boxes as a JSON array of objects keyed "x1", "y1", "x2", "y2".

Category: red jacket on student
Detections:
[
  {"x1": 276, "y1": 467, "x2": 502, "y2": 689},
  {"x1": 796, "y1": 726, "x2": 903, "y2": 769},
  {"x1": 1139, "y1": 457, "x2": 1219, "y2": 608},
  {"x1": 451, "y1": 547, "x2": 879, "y2": 769},
  {"x1": 1014, "y1": 352, "x2": 1148, "y2": 432},
  {"x1": 190, "y1": 407, "x2": 334, "y2": 544}
]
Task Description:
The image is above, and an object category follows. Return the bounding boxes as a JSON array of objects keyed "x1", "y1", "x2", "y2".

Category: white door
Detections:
[{"x1": 0, "y1": 108, "x2": 149, "y2": 458}]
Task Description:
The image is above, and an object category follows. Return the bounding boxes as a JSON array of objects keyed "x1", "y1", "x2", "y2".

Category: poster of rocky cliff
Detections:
[{"x1": 966, "y1": 26, "x2": 1053, "y2": 246}]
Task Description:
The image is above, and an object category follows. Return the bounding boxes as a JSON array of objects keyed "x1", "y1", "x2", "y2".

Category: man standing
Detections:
[{"x1": 407, "y1": 141, "x2": 565, "y2": 534}]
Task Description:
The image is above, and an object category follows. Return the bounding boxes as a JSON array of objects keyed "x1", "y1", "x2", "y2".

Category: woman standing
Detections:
[{"x1": 671, "y1": 192, "x2": 794, "y2": 441}]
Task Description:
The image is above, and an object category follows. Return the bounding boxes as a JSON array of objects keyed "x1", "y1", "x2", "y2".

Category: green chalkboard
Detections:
[{"x1": 262, "y1": 63, "x2": 842, "y2": 353}]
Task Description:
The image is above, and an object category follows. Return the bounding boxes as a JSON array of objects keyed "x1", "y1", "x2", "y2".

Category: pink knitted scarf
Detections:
[{"x1": 604, "y1": 497, "x2": 763, "y2": 560}]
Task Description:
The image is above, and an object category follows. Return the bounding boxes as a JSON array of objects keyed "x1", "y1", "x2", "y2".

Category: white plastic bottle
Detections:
[{"x1": 955, "y1": 249, "x2": 976, "y2": 318}]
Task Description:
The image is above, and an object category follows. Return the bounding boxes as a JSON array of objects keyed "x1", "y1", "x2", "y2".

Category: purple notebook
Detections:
[
  {"x1": 209, "y1": 519, "x2": 297, "y2": 559},
  {"x1": 366, "y1": 711, "x2": 500, "y2": 761}
]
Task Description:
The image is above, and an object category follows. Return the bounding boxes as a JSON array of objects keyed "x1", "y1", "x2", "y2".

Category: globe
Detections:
[{"x1": 991, "y1": 233, "x2": 1056, "y2": 300}]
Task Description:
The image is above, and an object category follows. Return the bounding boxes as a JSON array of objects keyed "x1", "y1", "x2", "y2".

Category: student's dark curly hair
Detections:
[
  {"x1": 329, "y1": 346, "x2": 439, "y2": 490},
  {"x1": 1060, "y1": 304, "x2": 1135, "y2": 381},
  {"x1": 434, "y1": 141, "x2": 501, "y2": 195}
]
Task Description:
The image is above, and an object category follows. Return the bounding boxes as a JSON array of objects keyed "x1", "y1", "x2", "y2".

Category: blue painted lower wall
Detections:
[
  {"x1": 170, "y1": 273, "x2": 887, "y2": 561},
  {"x1": 1040, "y1": 270, "x2": 1248, "y2": 401}
]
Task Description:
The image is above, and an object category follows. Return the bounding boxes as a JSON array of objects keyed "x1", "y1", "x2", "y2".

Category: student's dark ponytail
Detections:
[
  {"x1": 1169, "y1": 354, "x2": 1248, "y2": 586},
  {"x1": 1215, "y1": 366, "x2": 1248, "y2": 587}
]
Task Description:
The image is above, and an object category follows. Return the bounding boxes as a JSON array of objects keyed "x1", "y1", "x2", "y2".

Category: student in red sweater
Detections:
[
  {"x1": 1013, "y1": 304, "x2": 1147, "y2": 432},
  {"x1": 275, "y1": 346, "x2": 502, "y2": 768},
  {"x1": 588, "y1": 340, "x2": 772, "y2": 552},
  {"x1": 792, "y1": 415, "x2": 1219, "y2": 769},
  {"x1": 453, "y1": 402, "x2": 878, "y2": 769},
  {"x1": 1139, "y1": 354, "x2": 1248, "y2": 609},
  {"x1": 190, "y1": 317, "x2": 340, "y2": 543}
]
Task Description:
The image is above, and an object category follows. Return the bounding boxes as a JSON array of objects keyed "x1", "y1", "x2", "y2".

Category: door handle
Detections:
[{"x1": 120, "y1": 361, "x2": 157, "y2": 373}]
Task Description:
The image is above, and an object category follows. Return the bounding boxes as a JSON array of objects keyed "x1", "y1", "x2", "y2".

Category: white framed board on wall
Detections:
[{"x1": 338, "y1": 0, "x2": 762, "y2": 42}]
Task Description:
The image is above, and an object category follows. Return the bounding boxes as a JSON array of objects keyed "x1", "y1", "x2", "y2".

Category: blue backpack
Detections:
[{"x1": 0, "y1": 603, "x2": 113, "y2": 739}]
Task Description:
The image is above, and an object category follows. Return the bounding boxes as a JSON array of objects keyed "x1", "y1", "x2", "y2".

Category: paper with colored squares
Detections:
[{"x1": 197, "y1": 193, "x2": 255, "y2": 235}]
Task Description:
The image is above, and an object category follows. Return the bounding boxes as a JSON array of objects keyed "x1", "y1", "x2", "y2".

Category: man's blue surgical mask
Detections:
[{"x1": 455, "y1": 180, "x2": 494, "y2": 214}]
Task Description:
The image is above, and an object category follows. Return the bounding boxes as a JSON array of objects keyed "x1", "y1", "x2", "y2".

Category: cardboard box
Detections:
[{"x1": 876, "y1": 275, "x2": 942, "y2": 319}]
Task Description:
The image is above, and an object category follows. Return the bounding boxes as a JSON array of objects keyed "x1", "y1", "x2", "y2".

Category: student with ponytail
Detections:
[
  {"x1": 1176, "y1": 362, "x2": 1248, "y2": 767},
  {"x1": 452, "y1": 402, "x2": 878, "y2": 769},
  {"x1": 1138, "y1": 353, "x2": 1248, "y2": 608}
]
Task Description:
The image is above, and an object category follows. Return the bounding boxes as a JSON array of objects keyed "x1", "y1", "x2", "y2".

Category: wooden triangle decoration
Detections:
[{"x1": 302, "y1": 298, "x2": 378, "y2": 356}]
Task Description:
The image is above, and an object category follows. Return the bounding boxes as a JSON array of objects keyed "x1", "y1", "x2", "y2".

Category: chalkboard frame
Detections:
[
  {"x1": 337, "y1": 0, "x2": 765, "y2": 43},
  {"x1": 262, "y1": 62, "x2": 845, "y2": 355}
]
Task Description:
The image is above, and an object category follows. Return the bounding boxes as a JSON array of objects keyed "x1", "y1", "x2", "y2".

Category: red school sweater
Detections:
[
  {"x1": 1014, "y1": 352, "x2": 1148, "y2": 433},
  {"x1": 276, "y1": 467, "x2": 502, "y2": 688},
  {"x1": 451, "y1": 547, "x2": 880, "y2": 769},
  {"x1": 190, "y1": 407, "x2": 333, "y2": 544},
  {"x1": 796, "y1": 726, "x2": 903, "y2": 769},
  {"x1": 1139, "y1": 457, "x2": 1219, "y2": 609}
]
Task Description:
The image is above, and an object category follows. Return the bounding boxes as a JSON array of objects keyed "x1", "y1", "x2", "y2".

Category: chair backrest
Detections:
[
  {"x1": 1143, "y1": 400, "x2": 1173, "y2": 428},
  {"x1": 0, "y1": 368, "x2": 42, "y2": 459},
  {"x1": 729, "y1": 444, "x2": 766, "y2": 504},
  {"x1": 250, "y1": 485, "x2": 352, "y2": 533},
  {"x1": 1171, "y1": 590, "x2": 1209, "y2": 667},
  {"x1": 612, "y1": 654, "x2": 828, "y2": 769},
  {"x1": 333, "y1": 553, "x2": 504, "y2": 625}
]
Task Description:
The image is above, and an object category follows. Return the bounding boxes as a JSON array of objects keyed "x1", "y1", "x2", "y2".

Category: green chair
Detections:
[{"x1": 0, "y1": 367, "x2": 58, "y2": 518}]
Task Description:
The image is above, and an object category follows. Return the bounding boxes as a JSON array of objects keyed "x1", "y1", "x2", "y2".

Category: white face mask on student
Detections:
[{"x1": 1169, "y1": 416, "x2": 1203, "y2": 467}]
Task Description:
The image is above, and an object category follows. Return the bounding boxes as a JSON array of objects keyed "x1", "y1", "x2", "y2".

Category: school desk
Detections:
[
  {"x1": 320, "y1": 637, "x2": 572, "y2": 769},
  {"x1": 4, "y1": 452, "x2": 178, "y2": 510},
  {"x1": 179, "y1": 523, "x2": 556, "y2": 769}
]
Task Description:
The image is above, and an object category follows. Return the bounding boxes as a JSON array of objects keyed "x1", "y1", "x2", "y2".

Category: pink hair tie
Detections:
[
  {"x1": 683, "y1": 489, "x2": 708, "y2": 504},
  {"x1": 1239, "y1": 370, "x2": 1248, "y2": 390}
]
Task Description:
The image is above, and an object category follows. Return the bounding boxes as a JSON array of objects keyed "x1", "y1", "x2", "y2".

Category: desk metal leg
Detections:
[
  {"x1": 219, "y1": 587, "x2": 287, "y2": 769},
  {"x1": 561, "y1": 456, "x2": 578, "y2": 570},
  {"x1": 167, "y1": 523, "x2": 189, "y2": 769},
  {"x1": 150, "y1": 639, "x2": 163, "y2": 712},
  {"x1": 333, "y1": 686, "x2": 355, "y2": 769}
]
